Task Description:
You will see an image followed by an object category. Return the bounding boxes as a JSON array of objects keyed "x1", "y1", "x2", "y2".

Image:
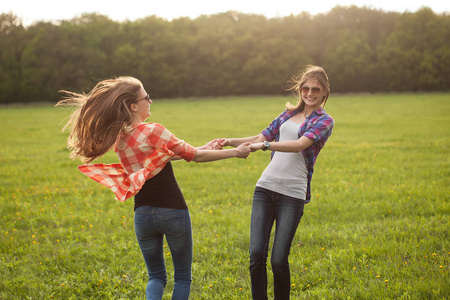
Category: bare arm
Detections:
[
  {"x1": 249, "y1": 136, "x2": 314, "y2": 153},
  {"x1": 171, "y1": 139, "x2": 226, "y2": 161},
  {"x1": 192, "y1": 142, "x2": 251, "y2": 162},
  {"x1": 196, "y1": 139, "x2": 222, "y2": 150},
  {"x1": 218, "y1": 133, "x2": 267, "y2": 148}
]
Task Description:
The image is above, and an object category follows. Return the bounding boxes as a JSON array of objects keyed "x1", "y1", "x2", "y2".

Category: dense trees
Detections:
[{"x1": 0, "y1": 6, "x2": 448, "y2": 103}]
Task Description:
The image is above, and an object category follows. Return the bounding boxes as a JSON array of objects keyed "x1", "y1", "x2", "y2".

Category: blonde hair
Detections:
[
  {"x1": 56, "y1": 76, "x2": 143, "y2": 163},
  {"x1": 285, "y1": 65, "x2": 330, "y2": 112}
]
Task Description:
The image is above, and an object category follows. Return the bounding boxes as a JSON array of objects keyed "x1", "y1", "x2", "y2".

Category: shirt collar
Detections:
[
  {"x1": 315, "y1": 107, "x2": 326, "y2": 115},
  {"x1": 288, "y1": 106, "x2": 326, "y2": 117}
]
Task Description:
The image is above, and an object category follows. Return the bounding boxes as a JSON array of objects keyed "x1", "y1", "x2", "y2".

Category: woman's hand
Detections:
[
  {"x1": 214, "y1": 138, "x2": 230, "y2": 149},
  {"x1": 193, "y1": 142, "x2": 250, "y2": 162},
  {"x1": 235, "y1": 142, "x2": 251, "y2": 158},
  {"x1": 201, "y1": 138, "x2": 228, "y2": 150}
]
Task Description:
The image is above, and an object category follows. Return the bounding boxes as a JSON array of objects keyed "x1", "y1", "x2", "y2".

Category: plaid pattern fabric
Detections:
[
  {"x1": 261, "y1": 107, "x2": 334, "y2": 202},
  {"x1": 78, "y1": 123, "x2": 196, "y2": 201}
]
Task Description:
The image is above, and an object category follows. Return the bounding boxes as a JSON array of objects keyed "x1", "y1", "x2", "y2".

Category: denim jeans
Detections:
[
  {"x1": 249, "y1": 187, "x2": 305, "y2": 300},
  {"x1": 134, "y1": 206, "x2": 193, "y2": 300}
]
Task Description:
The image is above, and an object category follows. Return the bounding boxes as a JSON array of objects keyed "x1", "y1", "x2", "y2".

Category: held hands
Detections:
[
  {"x1": 235, "y1": 142, "x2": 251, "y2": 158},
  {"x1": 206, "y1": 138, "x2": 265, "y2": 154},
  {"x1": 214, "y1": 138, "x2": 230, "y2": 150},
  {"x1": 204, "y1": 138, "x2": 268, "y2": 158},
  {"x1": 203, "y1": 138, "x2": 250, "y2": 159},
  {"x1": 205, "y1": 138, "x2": 229, "y2": 150}
]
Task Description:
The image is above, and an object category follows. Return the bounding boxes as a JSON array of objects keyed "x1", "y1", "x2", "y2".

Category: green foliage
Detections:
[
  {"x1": 0, "y1": 94, "x2": 449, "y2": 299},
  {"x1": 377, "y1": 8, "x2": 450, "y2": 92},
  {"x1": 1, "y1": 7, "x2": 450, "y2": 104}
]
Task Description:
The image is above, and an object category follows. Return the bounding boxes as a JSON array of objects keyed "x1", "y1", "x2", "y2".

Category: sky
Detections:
[{"x1": 1, "y1": 0, "x2": 448, "y2": 26}]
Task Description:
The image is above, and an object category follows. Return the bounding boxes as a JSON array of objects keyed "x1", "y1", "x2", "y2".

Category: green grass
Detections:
[{"x1": 1, "y1": 93, "x2": 449, "y2": 299}]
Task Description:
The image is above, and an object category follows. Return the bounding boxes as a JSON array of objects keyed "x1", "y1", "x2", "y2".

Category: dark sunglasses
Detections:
[
  {"x1": 134, "y1": 94, "x2": 151, "y2": 103},
  {"x1": 300, "y1": 86, "x2": 321, "y2": 95}
]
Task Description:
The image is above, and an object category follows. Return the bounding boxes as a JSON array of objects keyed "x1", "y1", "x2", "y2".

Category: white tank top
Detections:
[{"x1": 256, "y1": 118, "x2": 308, "y2": 200}]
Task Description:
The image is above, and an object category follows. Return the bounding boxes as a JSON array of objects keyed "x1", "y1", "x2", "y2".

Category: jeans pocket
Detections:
[
  {"x1": 161, "y1": 209, "x2": 188, "y2": 235},
  {"x1": 134, "y1": 215, "x2": 152, "y2": 239}
]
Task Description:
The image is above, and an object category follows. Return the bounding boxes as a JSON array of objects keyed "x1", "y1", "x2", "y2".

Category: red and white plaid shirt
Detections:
[{"x1": 78, "y1": 123, "x2": 197, "y2": 201}]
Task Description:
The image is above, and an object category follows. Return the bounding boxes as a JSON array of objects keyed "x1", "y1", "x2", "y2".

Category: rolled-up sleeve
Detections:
[
  {"x1": 302, "y1": 116, "x2": 334, "y2": 144},
  {"x1": 148, "y1": 124, "x2": 197, "y2": 162}
]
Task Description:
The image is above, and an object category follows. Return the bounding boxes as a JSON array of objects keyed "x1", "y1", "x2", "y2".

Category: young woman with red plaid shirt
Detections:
[{"x1": 57, "y1": 76, "x2": 251, "y2": 300}]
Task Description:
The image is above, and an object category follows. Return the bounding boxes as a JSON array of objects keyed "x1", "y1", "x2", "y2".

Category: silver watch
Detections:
[{"x1": 262, "y1": 141, "x2": 270, "y2": 151}]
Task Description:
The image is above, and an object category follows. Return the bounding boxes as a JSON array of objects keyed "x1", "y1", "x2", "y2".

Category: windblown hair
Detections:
[
  {"x1": 56, "y1": 76, "x2": 143, "y2": 163},
  {"x1": 285, "y1": 65, "x2": 330, "y2": 112}
]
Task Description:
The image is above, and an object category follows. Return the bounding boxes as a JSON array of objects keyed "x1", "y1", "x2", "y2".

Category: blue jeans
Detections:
[
  {"x1": 249, "y1": 187, "x2": 305, "y2": 300},
  {"x1": 134, "y1": 206, "x2": 193, "y2": 300}
]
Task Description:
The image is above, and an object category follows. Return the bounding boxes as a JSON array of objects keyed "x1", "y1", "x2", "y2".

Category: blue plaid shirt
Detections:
[{"x1": 261, "y1": 107, "x2": 334, "y2": 203}]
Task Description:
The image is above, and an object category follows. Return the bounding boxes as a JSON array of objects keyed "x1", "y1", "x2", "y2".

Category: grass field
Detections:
[{"x1": 0, "y1": 93, "x2": 449, "y2": 299}]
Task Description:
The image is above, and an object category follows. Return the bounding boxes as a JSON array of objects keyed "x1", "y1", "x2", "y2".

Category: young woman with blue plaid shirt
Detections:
[{"x1": 217, "y1": 65, "x2": 334, "y2": 300}]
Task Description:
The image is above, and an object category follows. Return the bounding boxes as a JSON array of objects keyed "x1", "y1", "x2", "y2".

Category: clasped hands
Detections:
[{"x1": 204, "y1": 138, "x2": 265, "y2": 153}]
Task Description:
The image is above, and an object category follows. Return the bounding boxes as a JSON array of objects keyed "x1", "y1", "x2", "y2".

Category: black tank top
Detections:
[{"x1": 134, "y1": 162, "x2": 188, "y2": 211}]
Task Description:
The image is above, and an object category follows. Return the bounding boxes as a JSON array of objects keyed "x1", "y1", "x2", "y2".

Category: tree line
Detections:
[{"x1": 0, "y1": 6, "x2": 449, "y2": 103}]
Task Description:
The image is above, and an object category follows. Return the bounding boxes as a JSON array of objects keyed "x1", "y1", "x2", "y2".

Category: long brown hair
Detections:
[
  {"x1": 285, "y1": 65, "x2": 330, "y2": 112},
  {"x1": 56, "y1": 76, "x2": 143, "y2": 163}
]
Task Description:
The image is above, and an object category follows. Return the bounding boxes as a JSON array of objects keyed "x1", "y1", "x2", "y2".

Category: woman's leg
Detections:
[
  {"x1": 160, "y1": 208, "x2": 193, "y2": 300},
  {"x1": 271, "y1": 194, "x2": 305, "y2": 300},
  {"x1": 249, "y1": 187, "x2": 276, "y2": 300},
  {"x1": 134, "y1": 206, "x2": 167, "y2": 300}
]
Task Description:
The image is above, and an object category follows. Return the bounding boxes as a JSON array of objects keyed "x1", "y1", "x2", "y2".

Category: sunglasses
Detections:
[
  {"x1": 134, "y1": 94, "x2": 151, "y2": 103},
  {"x1": 300, "y1": 86, "x2": 321, "y2": 95}
]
